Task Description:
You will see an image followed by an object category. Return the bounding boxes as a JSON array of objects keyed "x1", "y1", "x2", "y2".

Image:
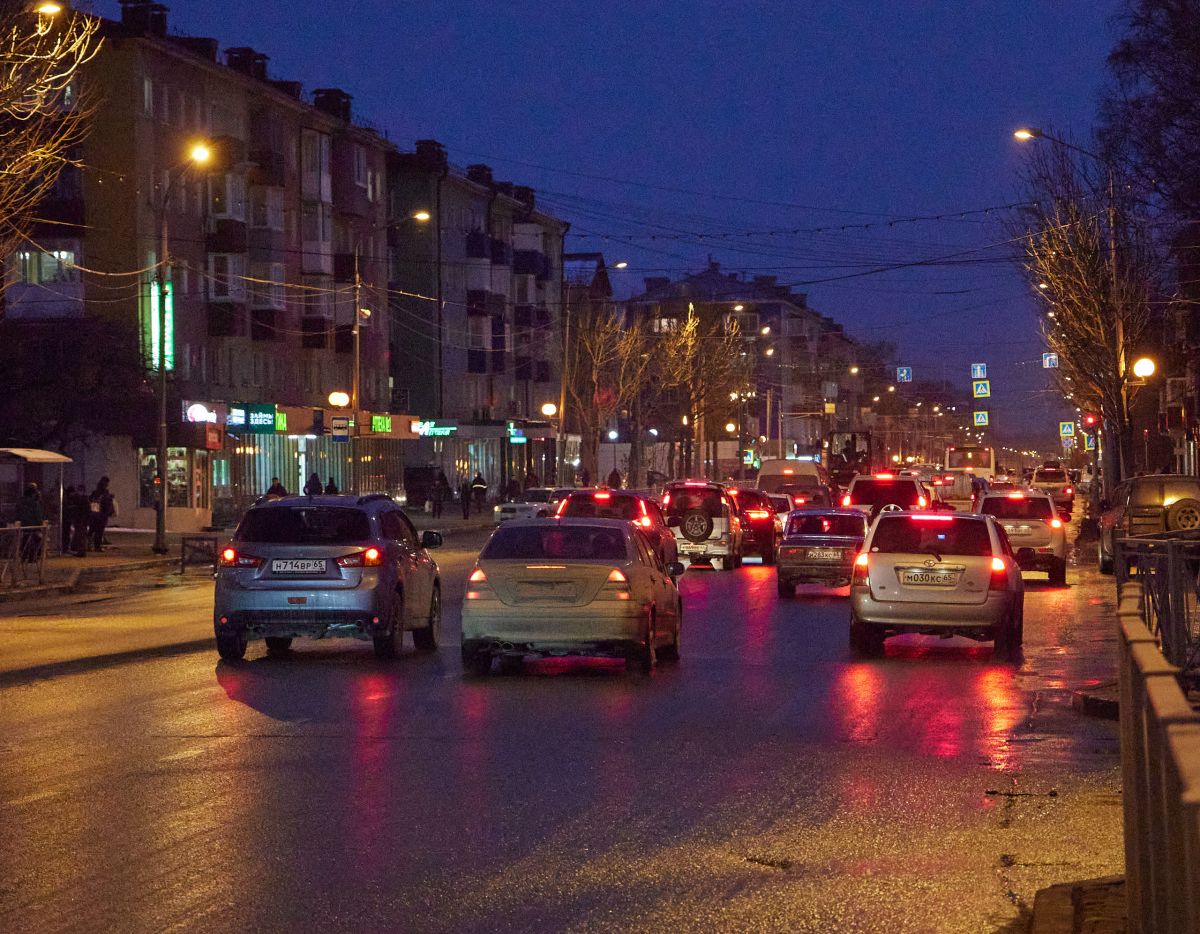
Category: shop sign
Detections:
[
  {"x1": 411, "y1": 419, "x2": 457, "y2": 437},
  {"x1": 510, "y1": 436, "x2": 527, "y2": 445},
  {"x1": 184, "y1": 401, "x2": 217, "y2": 423},
  {"x1": 229, "y1": 403, "x2": 278, "y2": 434},
  {"x1": 371, "y1": 415, "x2": 393, "y2": 433},
  {"x1": 204, "y1": 424, "x2": 223, "y2": 450},
  {"x1": 274, "y1": 411, "x2": 287, "y2": 432}
]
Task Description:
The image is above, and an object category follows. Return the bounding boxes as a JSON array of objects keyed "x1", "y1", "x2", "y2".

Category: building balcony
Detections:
[
  {"x1": 249, "y1": 149, "x2": 287, "y2": 188},
  {"x1": 208, "y1": 302, "x2": 243, "y2": 337},
  {"x1": 490, "y1": 238, "x2": 512, "y2": 266},
  {"x1": 248, "y1": 228, "x2": 285, "y2": 262},
  {"x1": 207, "y1": 218, "x2": 248, "y2": 254},
  {"x1": 513, "y1": 249, "x2": 550, "y2": 279}
]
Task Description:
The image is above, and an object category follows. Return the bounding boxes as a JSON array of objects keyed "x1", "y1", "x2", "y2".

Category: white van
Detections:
[{"x1": 756, "y1": 458, "x2": 827, "y2": 494}]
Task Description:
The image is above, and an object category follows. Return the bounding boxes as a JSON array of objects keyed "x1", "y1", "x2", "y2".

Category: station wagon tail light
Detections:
[
  {"x1": 219, "y1": 547, "x2": 262, "y2": 568},
  {"x1": 990, "y1": 556, "x2": 1008, "y2": 589},
  {"x1": 337, "y1": 547, "x2": 383, "y2": 568},
  {"x1": 745, "y1": 509, "x2": 771, "y2": 520},
  {"x1": 841, "y1": 494, "x2": 852, "y2": 507},
  {"x1": 851, "y1": 551, "x2": 869, "y2": 586},
  {"x1": 1050, "y1": 517, "x2": 1063, "y2": 529},
  {"x1": 991, "y1": 557, "x2": 1006, "y2": 573}
]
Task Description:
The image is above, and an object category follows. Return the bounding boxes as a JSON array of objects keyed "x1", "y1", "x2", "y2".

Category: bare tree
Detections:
[
  {"x1": 0, "y1": 5, "x2": 101, "y2": 273},
  {"x1": 1017, "y1": 141, "x2": 1168, "y2": 479}
]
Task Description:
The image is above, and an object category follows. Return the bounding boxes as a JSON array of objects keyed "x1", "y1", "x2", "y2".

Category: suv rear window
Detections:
[
  {"x1": 560, "y1": 493, "x2": 641, "y2": 520},
  {"x1": 481, "y1": 524, "x2": 628, "y2": 561},
  {"x1": 980, "y1": 497, "x2": 1054, "y2": 520},
  {"x1": 236, "y1": 506, "x2": 372, "y2": 544},
  {"x1": 847, "y1": 479, "x2": 923, "y2": 508},
  {"x1": 788, "y1": 514, "x2": 866, "y2": 537},
  {"x1": 870, "y1": 516, "x2": 993, "y2": 556},
  {"x1": 732, "y1": 490, "x2": 771, "y2": 510},
  {"x1": 664, "y1": 487, "x2": 724, "y2": 517},
  {"x1": 1034, "y1": 469, "x2": 1067, "y2": 483}
]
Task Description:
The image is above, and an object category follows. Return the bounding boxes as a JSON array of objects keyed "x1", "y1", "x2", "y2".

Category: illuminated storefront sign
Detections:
[
  {"x1": 144, "y1": 280, "x2": 174, "y2": 371},
  {"x1": 228, "y1": 403, "x2": 278, "y2": 434},
  {"x1": 371, "y1": 415, "x2": 393, "y2": 433},
  {"x1": 411, "y1": 419, "x2": 457, "y2": 437}
]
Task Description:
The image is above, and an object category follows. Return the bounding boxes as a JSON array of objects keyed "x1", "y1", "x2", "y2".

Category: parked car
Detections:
[
  {"x1": 728, "y1": 487, "x2": 780, "y2": 564},
  {"x1": 461, "y1": 518, "x2": 684, "y2": 675},
  {"x1": 661, "y1": 480, "x2": 743, "y2": 570},
  {"x1": 975, "y1": 489, "x2": 1068, "y2": 585},
  {"x1": 776, "y1": 509, "x2": 869, "y2": 596},
  {"x1": 556, "y1": 489, "x2": 678, "y2": 566},
  {"x1": 849, "y1": 511, "x2": 1024, "y2": 659},
  {"x1": 213, "y1": 494, "x2": 443, "y2": 661},
  {"x1": 493, "y1": 487, "x2": 560, "y2": 523},
  {"x1": 1098, "y1": 474, "x2": 1200, "y2": 574},
  {"x1": 841, "y1": 473, "x2": 928, "y2": 518}
]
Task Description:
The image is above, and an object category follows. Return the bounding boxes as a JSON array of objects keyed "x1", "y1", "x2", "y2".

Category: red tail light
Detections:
[
  {"x1": 990, "y1": 556, "x2": 1008, "y2": 590},
  {"x1": 794, "y1": 497, "x2": 807, "y2": 505},
  {"x1": 745, "y1": 509, "x2": 771, "y2": 520},
  {"x1": 638, "y1": 515, "x2": 653, "y2": 528},
  {"x1": 603, "y1": 567, "x2": 631, "y2": 600},
  {"x1": 841, "y1": 495, "x2": 852, "y2": 507},
  {"x1": 594, "y1": 491, "x2": 612, "y2": 501},
  {"x1": 662, "y1": 492, "x2": 671, "y2": 506},
  {"x1": 1064, "y1": 487, "x2": 1074, "y2": 495},
  {"x1": 337, "y1": 547, "x2": 383, "y2": 568},
  {"x1": 917, "y1": 496, "x2": 927, "y2": 508},
  {"x1": 219, "y1": 547, "x2": 262, "y2": 569},
  {"x1": 851, "y1": 552, "x2": 869, "y2": 586},
  {"x1": 555, "y1": 498, "x2": 568, "y2": 516},
  {"x1": 607, "y1": 568, "x2": 628, "y2": 583},
  {"x1": 1050, "y1": 517, "x2": 1063, "y2": 529},
  {"x1": 875, "y1": 473, "x2": 894, "y2": 479},
  {"x1": 466, "y1": 567, "x2": 489, "y2": 600},
  {"x1": 1007, "y1": 492, "x2": 1025, "y2": 499}
]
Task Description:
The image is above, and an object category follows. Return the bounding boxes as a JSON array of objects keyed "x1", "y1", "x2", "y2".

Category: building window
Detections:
[
  {"x1": 250, "y1": 187, "x2": 284, "y2": 230},
  {"x1": 652, "y1": 317, "x2": 678, "y2": 334},
  {"x1": 209, "y1": 174, "x2": 246, "y2": 220},
  {"x1": 10, "y1": 245, "x2": 81, "y2": 284},
  {"x1": 249, "y1": 261, "x2": 285, "y2": 309},
  {"x1": 208, "y1": 254, "x2": 246, "y2": 302},
  {"x1": 353, "y1": 144, "x2": 367, "y2": 187},
  {"x1": 143, "y1": 77, "x2": 154, "y2": 117}
]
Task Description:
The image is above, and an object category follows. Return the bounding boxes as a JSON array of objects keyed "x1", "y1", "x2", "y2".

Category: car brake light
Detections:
[
  {"x1": 782, "y1": 468, "x2": 795, "y2": 475},
  {"x1": 1050, "y1": 517, "x2": 1063, "y2": 529},
  {"x1": 1065, "y1": 487, "x2": 1074, "y2": 495},
  {"x1": 745, "y1": 509, "x2": 770, "y2": 520},
  {"x1": 910, "y1": 514, "x2": 954, "y2": 522},
  {"x1": 604, "y1": 567, "x2": 631, "y2": 599},
  {"x1": 219, "y1": 547, "x2": 262, "y2": 568},
  {"x1": 638, "y1": 515, "x2": 653, "y2": 528},
  {"x1": 469, "y1": 568, "x2": 487, "y2": 582},
  {"x1": 607, "y1": 568, "x2": 627, "y2": 583},
  {"x1": 1007, "y1": 492, "x2": 1025, "y2": 499},
  {"x1": 555, "y1": 498, "x2": 568, "y2": 516},
  {"x1": 662, "y1": 492, "x2": 671, "y2": 506},
  {"x1": 917, "y1": 496, "x2": 927, "y2": 508},
  {"x1": 875, "y1": 473, "x2": 894, "y2": 479},
  {"x1": 991, "y1": 557, "x2": 1006, "y2": 572},
  {"x1": 795, "y1": 497, "x2": 807, "y2": 505},
  {"x1": 337, "y1": 548, "x2": 383, "y2": 568},
  {"x1": 841, "y1": 495, "x2": 852, "y2": 507},
  {"x1": 594, "y1": 491, "x2": 612, "y2": 501},
  {"x1": 990, "y1": 556, "x2": 1008, "y2": 590},
  {"x1": 466, "y1": 567, "x2": 489, "y2": 600},
  {"x1": 851, "y1": 551, "x2": 869, "y2": 586}
]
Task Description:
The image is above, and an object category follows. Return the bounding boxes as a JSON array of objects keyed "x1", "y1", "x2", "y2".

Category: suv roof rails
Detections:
[{"x1": 356, "y1": 492, "x2": 394, "y2": 506}]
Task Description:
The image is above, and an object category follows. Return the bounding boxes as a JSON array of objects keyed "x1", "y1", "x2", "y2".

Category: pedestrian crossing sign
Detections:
[
  {"x1": 972, "y1": 380, "x2": 991, "y2": 398},
  {"x1": 1043, "y1": 353, "x2": 1059, "y2": 369},
  {"x1": 1085, "y1": 434, "x2": 1096, "y2": 451},
  {"x1": 971, "y1": 363, "x2": 987, "y2": 379},
  {"x1": 973, "y1": 411, "x2": 989, "y2": 427},
  {"x1": 1059, "y1": 421, "x2": 1075, "y2": 437},
  {"x1": 896, "y1": 366, "x2": 913, "y2": 382}
]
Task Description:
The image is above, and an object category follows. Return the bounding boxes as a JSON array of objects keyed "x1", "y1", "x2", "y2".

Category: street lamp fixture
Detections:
[
  {"x1": 613, "y1": 261, "x2": 628, "y2": 269},
  {"x1": 328, "y1": 390, "x2": 350, "y2": 408},
  {"x1": 725, "y1": 422, "x2": 737, "y2": 433},
  {"x1": 648, "y1": 428, "x2": 659, "y2": 437},
  {"x1": 189, "y1": 142, "x2": 212, "y2": 165},
  {"x1": 412, "y1": 210, "x2": 431, "y2": 222},
  {"x1": 1132, "y1": 357, "x2": 1156, "y2": 379},
  {"x1": 540, "y1": 402, "x2": 558, "y2": 418},
  {"x1": 34, "y1": 2, "x2": 62, "y2": 14},
  {"x1": 764, "y1": 347, "x2": 775, "y2": 357},
  {"x1": 1013, "y1": 127, "x2": 1041, "y2": 142},
  {"x1": 849, "y1": 365, "x2": 859, "y2": 375},
  {"x1": 733, "y1": 304, "x2": 744, "y2": 312},
  {"x1": 872, "y1": 395, "x2": 881, "y2": 402},
  {"x1": 607, "y1": 430, "x2": 618, "y2": 441},
  {"x1": 887, "y1": 385, "x2": 895, "y2": 392},
  {"x1": 760, "y1": 325, "x2": 770, "y2": 335}
]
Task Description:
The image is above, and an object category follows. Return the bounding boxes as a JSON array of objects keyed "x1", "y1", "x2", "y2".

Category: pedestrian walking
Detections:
[
  {"x1": 580, "y1": 467, "x2": 591, "y2": 488},
  {"x1": 68, "y1": 486, "x2": 90, "y2": 557},
  {"x1": 606, "y1": 467, "x2": 622, "y2": 489},
  {"x1": 266, "y1": 477, "x2": 288, "y2": 497},
  {"x1": 324, "y1": 477, "x2": 339, "y2": 494},
  {"x1": 16, "y1": 482, "x2": 44, "y2": 563},
  {"x1": 88, "y1": 476, "x2": 115, "y2": 552},
  {"x1": 431, "y1": 470, "x2": 448, "y2": 519},
  {"x1": 458, "y1": 477, "x2": 471, "y2": 519},
  {"x1": 471, "y1": 472, "x2": 488, "y2": 514},
  {"x1": 303, "y1": 472, "x2": 322, "y2": 496}
]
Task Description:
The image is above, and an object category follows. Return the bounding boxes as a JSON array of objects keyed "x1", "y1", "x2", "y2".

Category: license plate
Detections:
[
  {"x1": 272, "y1": 559, "x2": 326, "y2": 574},
  {"x1": 807, "y1": 549, "x2": 842, "y2": 561},
  {"x1": 681, "y1": 545, "x2": 706, "y2": 554},
  {"x1": 900, "y1": 569, "x2": 958, "y2": 586},
  {"x1": 1005, "y1": 526, "x2": 1032, "y2": 537}
]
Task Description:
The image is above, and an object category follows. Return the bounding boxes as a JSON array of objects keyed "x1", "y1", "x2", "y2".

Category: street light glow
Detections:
[
  {"x1": 613, "y1": 261, "x2": 628, "y2": 269},
  {"x1": 412, "y1": 210, "x2": 431, "y2": 222},
  {"x1": 607, "y1": 429, "x2": 618, "y2": 441},
  {"x1": 1013, "y1": 127, "x2": 1042, "y2": 142},
  {"x1": 328, "y1": 390, "x2": 350, "y2": 408},
  {"x1": 725, "y1": 422, "x2": 737, "y2": 433},
  {"x1": 733, "y1": 304, "x2": 744, "y2": 312},
  {"x1": 760, "y1": 325, "x2": 770, "y2": 335},
  {"x1": 35, "y1": 2, "x2": 62, "y2": 13},
  {"x1": 189, "y1": 142, "x2": 211, "y2": 164},
  {"x1": 1132, "y1": 357, "x2": 1156, "y2": 379},
  {"x1": 540, "y1": 402, "x2": 558, "y2": 417},
  {"x1": 849, "y1": 365, "x2": 859, "y2": 375}
]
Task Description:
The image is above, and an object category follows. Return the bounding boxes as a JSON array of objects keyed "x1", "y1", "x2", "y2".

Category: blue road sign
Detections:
[
  {"x1": 972, "y1": 380, "x2": 991, "y2": 398},
  {"x1": 331, "y1": 415, "x2": 350, "y2": 443},
  {"x1": 896, "y1": 366, "x2": 913, "y2": 383},
  {"x1": 973, "y1": 411, "x2": 989, "y2": 427},
  {"x1": 1059, "y1": 421, "x2": 1075, "y2": 437},
  {"x1": 971, "y1": 363, "x2": 987, "y2": 380},
  {"x1": 1062, "y1": 436, "x2": 1076, "y2": 450},
  {"x1": 1084, "y1": 434, "x2": 1096, "y2": 451},
  {"x1": 1043, "y1": 352, "x2": 1059, "y2": 369}
]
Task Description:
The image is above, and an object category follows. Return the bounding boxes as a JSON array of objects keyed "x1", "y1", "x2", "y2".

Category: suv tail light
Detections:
[
  {"x1": 851, "y1": 552, "x2": 869, "y2": 586},
  {"x1": 337, "y1": 547, "x2": 383, "y2": 568},
  {"x1": 219, "y1": 547, "x2": 262, "y2": 569},
  {"x1": 917, "y1": 495, "x2": 927, "y2": 508},
  {"x1": 841, "y1": 494, "x2": 852, "y2": 507},
  {"x1": 745, "y1": 509, "x2": 771, "y2": 520},
  {"x1": 989, "y1": 556, "x2": 1008, "y2": 590},
  {"x1": 1050, "y1": 517, "x2": 1063, "y2": 529}
]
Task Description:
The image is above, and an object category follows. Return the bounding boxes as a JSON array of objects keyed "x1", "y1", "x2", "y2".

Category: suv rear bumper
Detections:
[{"x1": 214, "y1": 583, "x2": 388, "y2": 641}]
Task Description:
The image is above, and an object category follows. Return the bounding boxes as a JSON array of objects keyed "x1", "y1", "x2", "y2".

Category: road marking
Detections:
[
  {"x1": 159, "y1": 747, "x2": 205, "y2": 763},
  {"x1": 7, "y1": 789, "x2": 59, "y2": 806}
]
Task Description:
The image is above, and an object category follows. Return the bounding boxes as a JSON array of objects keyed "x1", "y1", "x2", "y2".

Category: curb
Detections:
[
  {"x1": 1028, "y1": 875, "x2": 1125, "y2": 934},
  {"x1": 1030, "y1": 882, "x2": 1075, "y2": 934},
  {"x1": 0, "y1": 557, "x2": 176, "y2": 606},
  {"x1": 1070, "y1": 680, "x2": 1120, "y2": 721}
]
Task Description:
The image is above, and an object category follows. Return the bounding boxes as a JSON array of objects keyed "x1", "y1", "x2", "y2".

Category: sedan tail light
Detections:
[
  {"x1": 337, "y1": 547, "x2": 383, "y2": 568},
  {"x1": 851, "y1": 552, "x2": 869, "y2": 586},
  {"x1": 1064, "y1": 486, "x2": 1074, "y2": 495},
  {"x1": 745, "y1": 509, "x2": 771, "y2": 520},
  {"x1": 219, "y1": 547, "x2": 262, "y2": 569},
  {"x1": 602, "y1": 567, "x2": 631, "y2": 600},
  {"x1": 466, "y1": 567, "x2": 491, "y2": 600},
  {"x1": 841, "y1": 495, "x2": 852, "y2": 508}
]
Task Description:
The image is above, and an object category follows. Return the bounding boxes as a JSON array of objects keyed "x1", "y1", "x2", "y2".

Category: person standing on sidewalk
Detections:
[
  {"x1": 324, "y1": 477, "x2": 339, "y2": 494},
  {"x1": 16, "y1": 482, "x2": 44, "y2": 563},
  {"x1": 266, "y1": 477, "x2": 288, "y2": 497},
  {"x1": 68, "y1": 486, "x2": 90, "y2": 557},
  {"x1": 458, "y1": 476, "x2": 471, "y2": 519},
  {"x1": 88, "y1": 477, "x2": 115, "y2": 552},
  {"x1": 303, "y1": 472, "x2": 323, "y2": 496},
  {"x1": 471, "y1": 473, "x2": 488, "y2": 515},
  {"x1": 431, "y1": 470, "x2": 447, "y2": 519}
]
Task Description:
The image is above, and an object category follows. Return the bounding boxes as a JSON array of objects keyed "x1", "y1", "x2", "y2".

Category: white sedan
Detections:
[
  {"x1": 492, "y1": 488, "x2": 562, "y2": 523},
  {"x1": 462, "y1": 518, "x2": 684, "y2": 675}
]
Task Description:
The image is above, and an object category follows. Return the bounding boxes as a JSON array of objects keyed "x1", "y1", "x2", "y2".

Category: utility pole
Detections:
[
  {"x1": 153, "y1": 203, "x2": 170, "y2": 554},
  {"x1": 353, "y1": 250, "x2": 362, "y2": 494}
]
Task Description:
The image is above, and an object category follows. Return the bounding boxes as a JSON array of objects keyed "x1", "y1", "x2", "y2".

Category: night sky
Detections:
[{"x1": 94, "y1": 0, "x2": 1122, "y2": 447}]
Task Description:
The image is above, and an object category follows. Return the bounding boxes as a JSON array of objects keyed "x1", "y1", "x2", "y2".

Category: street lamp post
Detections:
[{"x1": 152, "y1": 142, "x2": 210, "y2": 555}]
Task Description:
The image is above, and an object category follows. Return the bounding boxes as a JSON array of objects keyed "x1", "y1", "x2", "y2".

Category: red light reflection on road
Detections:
[
  {"x1": 350, "y1": 673, "x2": 400, "y2": 856},
  {"x1": 975, "y1": 667, "x2": 1020, "y2": 770},
  {"x1": 834, "y1": 664, "x2": 881, "y2": 744}
]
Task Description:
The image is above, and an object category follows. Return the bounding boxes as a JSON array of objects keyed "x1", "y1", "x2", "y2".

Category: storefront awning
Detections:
[{"x1": 0, "y1": 448, "x2": 73, "y2": 463}]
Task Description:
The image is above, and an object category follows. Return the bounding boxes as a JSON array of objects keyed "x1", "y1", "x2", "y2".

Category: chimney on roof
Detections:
[
  {"x1": 225, "y1": 47, "x2": 269, "y2": 82},
  {"x1": 120, "y1": 0, "x2": 168, "y2": 37},
  {"x1": 513, "y1": 185, "x2": 536, "y2": 212},
  {"x1": 466, "y1": 164, "x2": 494, "y2": 187},
  {"x1": 312, "y1": 88, "x2": 352, "y2": 123},
  {"x1": 414, "y1": 139, "x2": 448, "y2": 172}
]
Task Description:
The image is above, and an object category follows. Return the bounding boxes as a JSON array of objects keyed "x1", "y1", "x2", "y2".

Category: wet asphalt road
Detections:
[{"x1": 0, "y1": 531, "x2": 1124, "y2": 933}]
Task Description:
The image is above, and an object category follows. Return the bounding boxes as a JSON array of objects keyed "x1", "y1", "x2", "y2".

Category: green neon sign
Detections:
[
  {"x1": 371, "y1": 415, "x2": 392, "y2": 433},
  {"x1": 146, "y1": 280, "x2": 174, "y2": 371}
]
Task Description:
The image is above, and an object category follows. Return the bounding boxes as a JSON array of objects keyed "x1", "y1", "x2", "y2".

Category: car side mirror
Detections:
[
  {"x1": 666, "y1": 516, "x2": 681, "y2": 528},
  {"x1": 666, "y1": 561, "x2": 685, "y2": 579},
  {"x1": 420, "y1": 530, "x2": 443, "y2": 549}
]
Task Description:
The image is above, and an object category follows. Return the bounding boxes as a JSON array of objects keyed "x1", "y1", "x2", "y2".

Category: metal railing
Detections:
[
  {"x1": 0, "y1": 523, "x2": 49, "y2": 589},
  {"x1": 1119, "y1": 581, "x2": 1200, "y2": 934},
  {"x1": 1115, "y1": 531, "x2": 1200, "y2": 682}
]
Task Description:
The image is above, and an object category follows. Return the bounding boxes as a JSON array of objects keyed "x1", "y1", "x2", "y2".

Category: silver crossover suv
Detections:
[{"x1": 213, "y1": 494, "x2": 443, "y2": 661}]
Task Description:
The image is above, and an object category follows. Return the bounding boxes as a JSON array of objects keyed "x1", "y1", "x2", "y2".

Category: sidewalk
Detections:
[{"x1": 1029, "y1": 876, "x2": 1125, "y2": 933}]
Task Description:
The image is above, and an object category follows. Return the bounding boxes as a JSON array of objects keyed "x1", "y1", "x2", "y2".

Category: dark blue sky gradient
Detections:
[{"x1": 96, "y1": 1, "x2": 1122, "y2": 446}]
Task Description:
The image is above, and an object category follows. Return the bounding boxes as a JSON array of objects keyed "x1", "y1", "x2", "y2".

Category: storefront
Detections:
[{"x1": 408, "y1": 418, "x2": 560, "y2": 502}]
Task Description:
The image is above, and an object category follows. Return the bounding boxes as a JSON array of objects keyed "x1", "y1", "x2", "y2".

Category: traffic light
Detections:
[{"x1": 1082, "y1": 413, "x2": 1099, "y2": 432}]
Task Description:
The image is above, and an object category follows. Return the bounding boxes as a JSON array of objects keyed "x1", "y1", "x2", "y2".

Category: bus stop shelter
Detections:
[{"x1": 0, "y1": 448, "x2": 73, "y2": 546}]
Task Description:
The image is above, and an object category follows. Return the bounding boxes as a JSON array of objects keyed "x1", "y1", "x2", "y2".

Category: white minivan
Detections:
[{"x1": 756, "y1": 458, "x2": 828, "y2": 494}]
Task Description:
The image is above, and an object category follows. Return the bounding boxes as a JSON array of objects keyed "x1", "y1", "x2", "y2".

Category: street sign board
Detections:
[
  {"x1": 1043, "y1": 352, "x2": 1059, "y2": 369},
  {"x1": 971, "y1": 363, "x2": 987, "y2": 379},
  {"x1": 1084, "y1": 434, "x2": 1096, "y2": 451},
  {"x1": 973, "y1": 411, "x2": 989, "y2": 427},
  {"x1": 972, "y1": 380, "x2": 991, "y2": 398},
  {"x1": 896, "y1": 366, "x2": 912, "y2": 383},
  {"x1": 1059, "y1": 421, "x2": 1075, "y2": 437},
  {"x1": 1062, "y1": 436, "x2": 1076, "y2": 450},
  {"x1": 331, "y1": 415, "x2": 350, "y2": 443}
]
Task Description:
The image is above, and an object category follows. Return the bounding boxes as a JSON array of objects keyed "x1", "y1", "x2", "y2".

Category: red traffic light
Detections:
[{"x1": 1082, "y1": 413, "x2": 1099, "y2": 428}]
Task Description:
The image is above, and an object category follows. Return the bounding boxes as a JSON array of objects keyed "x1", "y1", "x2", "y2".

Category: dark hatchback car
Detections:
[
  {"x1": 776, "y1": 509, "x2": 869, "y2": 596},
  {"x1": 729, "y1": 487, "x2": 779, "y2": 564},
  {"x1": 556, "y1": 489, "x2": 679, "y2": 566}
]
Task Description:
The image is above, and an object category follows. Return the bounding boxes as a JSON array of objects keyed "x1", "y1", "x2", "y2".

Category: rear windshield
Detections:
[
  {"x1": 523, "y1": 489, "x2": 553, "y2": 503},
  {"x1": 788, "y1": 514, "x2": 866, "y2": 537},
  {"x1": 1034, "y1": 469, "x2": 1067, "y2": 483},
  {"x1": 848, "y1": 479, "x2": 923, "y2": 508},
  {"x1": 481, "y1": 524, "x2": 629, "y2": 561},
  {"x1": 870, "y1": 516, "x2": 994, "y2": 557},
  {"x1": 560, "y1": 493, "x2": 641, "y2": 520},
  {"x1": 732, "y1": 490, "x2": 771, "y2": 510},
  {"x1": 980, "y1": 497, "x2": 1054, "y2": 520},
  {"x1": 236, "y1": 506, "x2": 372, "y2": 544},
  {"x1": 664, "y1": 488, "x2": 724, "y2": 517}
]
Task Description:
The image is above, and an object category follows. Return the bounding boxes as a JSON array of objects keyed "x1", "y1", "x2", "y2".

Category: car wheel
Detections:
[
  {"x1": 1098, "y1": 539, "x2": 1114, "y2": 575},
  {"x1": 777, "y1": 579, "x2": 793, "y2": 598},
  {"x1": 264, "y1": 636, "x2": 292, "y2": 656},
  {"x1": 373, "y1": 592, "x2": 403, "y2": 659},
  {"x1": 413, "y1": 585, "x2": 441, "y2": 652},
  {"x1": 630, "y1": 613, "x2": 657, "y2": 672},
  {"x1": 1049, "y1": 559, "x2": 1067, "y2": 587},
  {"x1": 1167, "y1": 498, "x2": 1200, "y2": 532},
  {"x1": 216, "y1": 631, "x2": 246, "y2": 661},
  {"x1": 462, "y1": 645, "x2": 491, "y2": 677},
  {"x1": 849, "y1": 615, "x2": 883, "y2": 656},
  {"x1": 658, "y1": 604, "x2": 681, "y2": 662}
]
